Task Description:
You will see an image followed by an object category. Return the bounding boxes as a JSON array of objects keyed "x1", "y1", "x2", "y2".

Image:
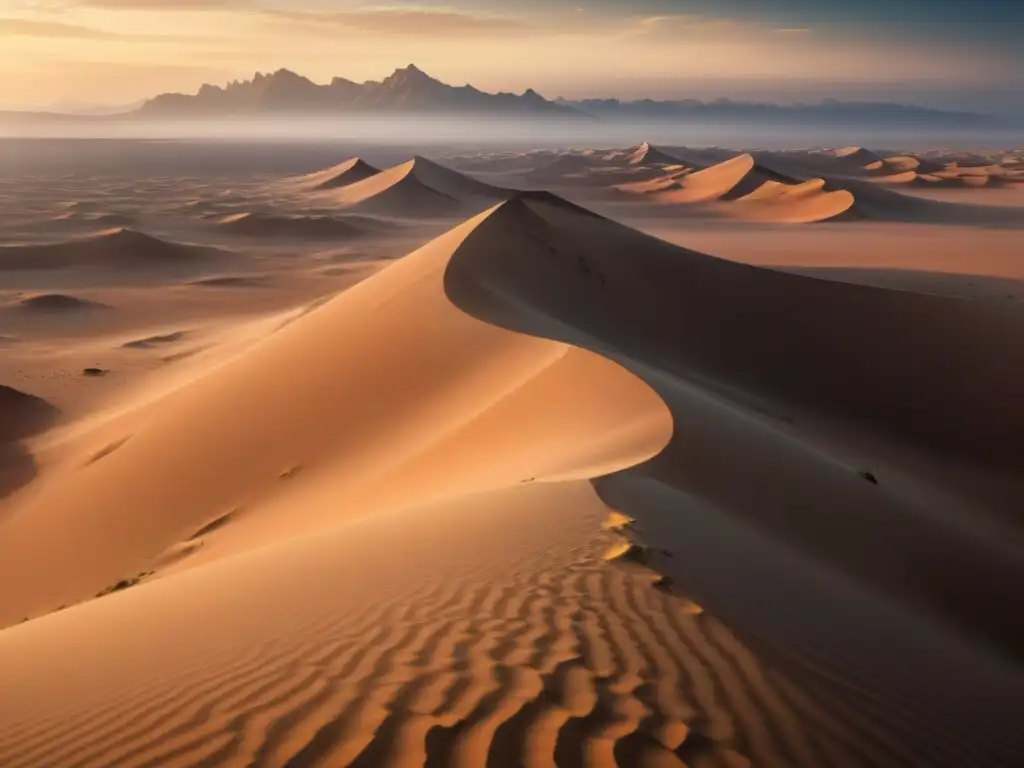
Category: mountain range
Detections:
[
  {"x1": 138, "y1": 65, "x2": 583, "y2": 119},
  {"x1": 0, "y1": 65, "x2": 1004, "y2": 127}
]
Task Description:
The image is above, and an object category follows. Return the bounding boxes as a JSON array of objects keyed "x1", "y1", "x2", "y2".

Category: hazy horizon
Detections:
[
  {"x1": 2, "y1": 117, "x2": 1019, "y2": 153},
  {"x1": 2, "y1": 0, "x2": 1022, "y2": 117}
]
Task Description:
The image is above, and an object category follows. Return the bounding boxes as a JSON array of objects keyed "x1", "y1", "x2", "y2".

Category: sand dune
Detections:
[
  {"x1": 875, "y1": 169, "x2": 1019, "y2": 188},
  {"x1": 801, "y1": 149, "x2": 1024, "y2": 193},
  {"x1": 876, "y1": 155, "x2": 946, "y2": 175},
  {"x1": 819, "y1": 174, "x2": 1024, "y2": 225},
  {"x1": 289, "y1": 157, "x2": 381, "y2": 191},
  {"x1": 215, "y1": 212, "x2": 364, "y2": 239},
  {"x1": 11, "y1": 293, "x2": 109, "y2": 313},
  {"x1": 0, "y1": 228, "x2": 231, "y2": 272},
  {"x1": 624, "y1": 141, "x2": 682, "y2": 166},
  {"x1": 0, "y1": 201, "x2": 669, "y2": 625},
  {"x1": 831, "y1": 146, "x2": 883, "y2": 169},
  {"x1": 316, "y1": 156, "x2": 508, "y2": 218},
  {"x1": 1, "y1": 189, "x2": 1022, "y2": 766},
  {"x1": 618, "y1": 154, "x2": 857, "y2": 222},
  {"x1": 610, "y1": 150, "x2": 1024, "y2": 225}
]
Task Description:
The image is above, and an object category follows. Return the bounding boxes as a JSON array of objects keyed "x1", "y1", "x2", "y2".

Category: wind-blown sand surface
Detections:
[{"x1": 1, "y1": 140, "x2": 1022, "y2": 767}]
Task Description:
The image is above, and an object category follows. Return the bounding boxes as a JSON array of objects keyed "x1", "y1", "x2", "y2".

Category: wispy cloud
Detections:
[
  {"x1": 625, "y1": 14, "x2": 746, "y2": 38},
  {"x1": 775, "y1": 28, "x2": 812, "y2": 34},
  {"x1": 65, "y1": 0, "x2": 242, "y2": 7},
  {"x1": 0, "y1": 16, "x2": 176, "y2": 39},
  {"x1": 266, "y1": 6, "x2": 536, "y2": 38},
  {"x1": 0, "y1": 14, "x2": 217, "y2": 40}
]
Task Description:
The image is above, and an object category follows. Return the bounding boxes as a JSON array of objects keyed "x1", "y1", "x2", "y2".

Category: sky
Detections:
[{"x1": 0, "y1": 0, "x2": 1021, "y2": 115}]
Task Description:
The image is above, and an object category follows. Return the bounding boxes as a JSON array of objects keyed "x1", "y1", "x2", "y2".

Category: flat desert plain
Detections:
[{"x1": 1, "y1": 139, "x2": 1022, "y2": 767}]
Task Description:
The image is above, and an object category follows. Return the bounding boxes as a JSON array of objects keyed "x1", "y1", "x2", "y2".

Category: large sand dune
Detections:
[{"x1": 1, "y1": 186, "x2": 1022, "y2": 766}]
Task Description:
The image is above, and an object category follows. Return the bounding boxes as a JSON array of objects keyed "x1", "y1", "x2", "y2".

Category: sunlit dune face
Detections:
[{"x1": 0, "y1": 1, "x2": 1013, "y2": 109}]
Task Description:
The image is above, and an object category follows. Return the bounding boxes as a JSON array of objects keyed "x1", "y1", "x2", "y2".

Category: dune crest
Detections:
[
  {"x1": 289, "y1": 157, "x2": 380, "y2": 191},
  {"x1": 625, "y1": 141, "x2": 682, "y2": 166}
]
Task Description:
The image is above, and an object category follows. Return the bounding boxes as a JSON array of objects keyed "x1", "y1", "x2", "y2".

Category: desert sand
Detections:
[{"x1": 1, "y1": 139, "x2": 1022, "y2": 767}]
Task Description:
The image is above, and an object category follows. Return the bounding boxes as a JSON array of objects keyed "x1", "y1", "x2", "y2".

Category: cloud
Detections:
[
  {"x1": 66, "y1": 0, "x2": 243, "y2": 7},
  {"x1": 775, "y1": 28, "x2": 812, "y2": 34},
  {"x1": 0, "y1": 17, "x2": 132, "y2": 39},
  {"x1": 0, "y1": 14, "x2": 211, "y2": 40},
  {"x1": 266, "y1": 6, "x2": 536, "y2": 37},
  {"x1": 625, "y1": 14, "x2": 744, "y2": 38}
]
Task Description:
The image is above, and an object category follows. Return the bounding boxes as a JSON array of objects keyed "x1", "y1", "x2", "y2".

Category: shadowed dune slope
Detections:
[
  {"x1": 0, "y1": 386, "x2": 58, "y2": 502},
  {"x1": 441, "y1": 196, "x2": 1024, "y2": 760},
  {"x1": 0, "y1": 386, "x2": 58, "y2": 444}
]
